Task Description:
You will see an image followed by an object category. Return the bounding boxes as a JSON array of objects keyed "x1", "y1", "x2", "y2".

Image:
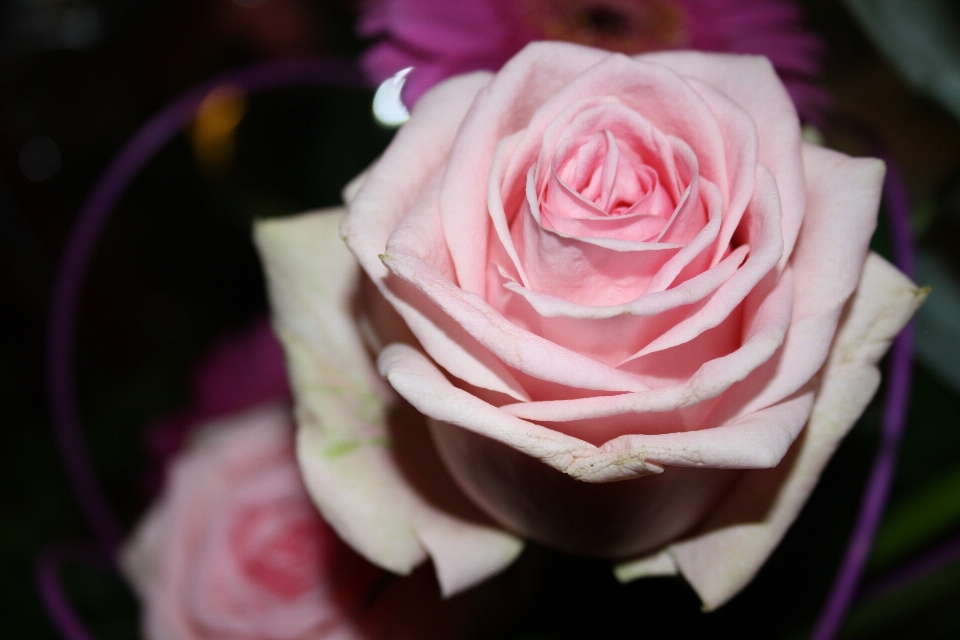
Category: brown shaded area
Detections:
[
  {"x1": 384, "y1": 396, "x2": 509, "y2": 531},
  {"x1": 524, "y1": 0, "x2": 688, "y2": 54},
  {"x1": 429, "y1": 419, "x2": 742, "y2": 558}
]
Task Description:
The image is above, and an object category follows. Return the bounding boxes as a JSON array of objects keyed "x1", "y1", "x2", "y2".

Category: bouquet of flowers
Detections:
[{"x1": 20, "y1": 1, "x2": 960, "y2": 638}]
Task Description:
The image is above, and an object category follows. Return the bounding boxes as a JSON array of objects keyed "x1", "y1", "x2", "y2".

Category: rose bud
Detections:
[
  {"x1": 122, "y1": 403, "x2": 517, "y2": 639},
  {"x1": 255, "y1": 43, "x2": 925, "y2": 609}
]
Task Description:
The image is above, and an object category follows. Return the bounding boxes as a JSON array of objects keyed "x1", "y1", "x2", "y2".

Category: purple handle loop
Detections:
[
  {"x1": 42, "y1": 55, "x2": 366, "y2": 638},
  {"x1": 35, "y1": 543, "x2": 108, "y2": 640},
  {"x1": 809, "y1": 146, "x2": 916, "y2": 640},
  {"x1": 46, "y1": 54, "x2": 365, "y2": 564}
]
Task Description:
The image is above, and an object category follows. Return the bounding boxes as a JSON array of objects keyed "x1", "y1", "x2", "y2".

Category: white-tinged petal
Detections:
[
  {"x1": 615, "y1": 253, "x2": 926, "y2": 609},
  {"x1": 255, "y1": 209, "x2": 523, "y2": 595},
  {"x1": 613, "y1": 549, "x2": 677, "y2": 582}
]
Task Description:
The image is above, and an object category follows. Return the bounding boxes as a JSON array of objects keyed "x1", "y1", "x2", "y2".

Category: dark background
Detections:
[{"x1": 2, "y1": 1, "x2": 960, "y2": 638}]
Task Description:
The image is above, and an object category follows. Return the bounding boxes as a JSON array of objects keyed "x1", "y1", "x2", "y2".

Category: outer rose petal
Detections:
[
  {"x1": 438, "y1": 43, "x2": 609, "y2": 295},
  {"x1": 346, "y1": 71, "x2": 536, "y2": 402},
  {"x1": 615, "y1": 253, "x2": 927, "y2": 609},
  {"x1": 254, "y1": 209, "x2": 522, "y2": 596},
  {"x1": 717, "y1": 144, "x2": 885, "y2": 421},
  {"x1": 379, "y1": 340, "x2": 811, "y2": 556}
]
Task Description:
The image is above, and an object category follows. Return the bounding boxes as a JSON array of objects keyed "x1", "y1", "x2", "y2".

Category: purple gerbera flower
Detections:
[{"x1": 359, "y1": 0, "x2": 828, "y2": 123}]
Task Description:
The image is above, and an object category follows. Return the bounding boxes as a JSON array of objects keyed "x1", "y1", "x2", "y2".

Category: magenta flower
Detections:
[{"x1": 359, "y1": 0, "x2": 828, "y2": 122}]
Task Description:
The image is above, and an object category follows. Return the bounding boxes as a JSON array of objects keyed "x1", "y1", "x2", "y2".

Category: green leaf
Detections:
[
  {"x1": 871, "y1": 464, "x2": 960, "y2": 570},
  {"x1": 841, "y1": 563, "x2": 960, "y2": 637},
  {"x1": 843, "y1": 0, "x2": 960, "y2": 123},
  {"x1": 914, "y1": 249, "x2": 960, "y2": 396}
]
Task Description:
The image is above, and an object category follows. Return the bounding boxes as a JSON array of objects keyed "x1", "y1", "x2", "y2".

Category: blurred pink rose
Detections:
[
  {"x1": 124, "y1": 403, "x2": 509, "y2": 639},
  {"x1": 256, "y1": 43, "x2": 923, "y2": 609},
  {"x1": 359, "y1": 0, "x2": 828, "y2": 122}
]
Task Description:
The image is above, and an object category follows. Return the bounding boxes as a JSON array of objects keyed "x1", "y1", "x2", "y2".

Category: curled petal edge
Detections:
[
  {"x1": 255, "y1": 209, "x2": 523, "y2": 597},
  {"x1": 614, "y1": 252, "x2": 926, "y2": 610},
  {"x1": 380, "y1": 343, "x2": 812, "y2": 484}
]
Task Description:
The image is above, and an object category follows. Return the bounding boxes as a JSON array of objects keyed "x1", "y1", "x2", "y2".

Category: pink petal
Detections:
[
  {"x1": 439, "y1": 43, "x2": 613, "y2": 296},
  {"x1": 500, "y1": 267, "x2": 794, "y2": 444},
  {"x1": 381, "y1": 250, "x2": 649, "y2": 393},
  {"x1": 380, "y1": 343, "x2": 822, "y2": 558},
  {"x1": 633, "y1": 165, "x2": 784, "y2": 358},
  {"x1": 495, "y1": 244, "x2": 747, "y2": 366},
  {"x1": 642, "y1": 52, "x2": 806, "y2": 266},
  {"x1": 714, "y1": 144, "x2": 885, "y2": 421},
  {"x1": 347, "y1": 72, "x2": 532, "y2": 401}
]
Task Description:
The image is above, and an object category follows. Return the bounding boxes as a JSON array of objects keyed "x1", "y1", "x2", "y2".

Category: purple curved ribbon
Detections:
[
  {"x1": 810, "y1": 149, "x2": 916, "y2": 640},
  {"x1": 42, "y1": 55, "x2": 365, "y2": 637},
  {"x1": 34, "y1": 544, "x2": 107, "y2": 640}
]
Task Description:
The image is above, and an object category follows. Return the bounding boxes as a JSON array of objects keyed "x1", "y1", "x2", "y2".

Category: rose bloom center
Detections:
[{"x1": 230, "y1": 500, "x2": 327, "y2": 598}]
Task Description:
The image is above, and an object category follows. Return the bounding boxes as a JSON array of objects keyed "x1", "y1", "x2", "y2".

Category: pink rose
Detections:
[
  {"x1": 255, "y1": 43, "x2": 924, "y2": 609},
  {"x1": 122, "y1": 403, "x2": 506, "y2": 639}
]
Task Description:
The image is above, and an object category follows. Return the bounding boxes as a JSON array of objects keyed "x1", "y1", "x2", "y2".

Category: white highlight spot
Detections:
[{"x1": 372, "y1": 67, "x2": 413, "y2": 127}]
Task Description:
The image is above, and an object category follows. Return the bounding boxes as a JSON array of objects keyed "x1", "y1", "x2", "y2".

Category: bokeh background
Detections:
[{"x1": 2, "y1": 0, "x2": 960, "y2": 638}]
